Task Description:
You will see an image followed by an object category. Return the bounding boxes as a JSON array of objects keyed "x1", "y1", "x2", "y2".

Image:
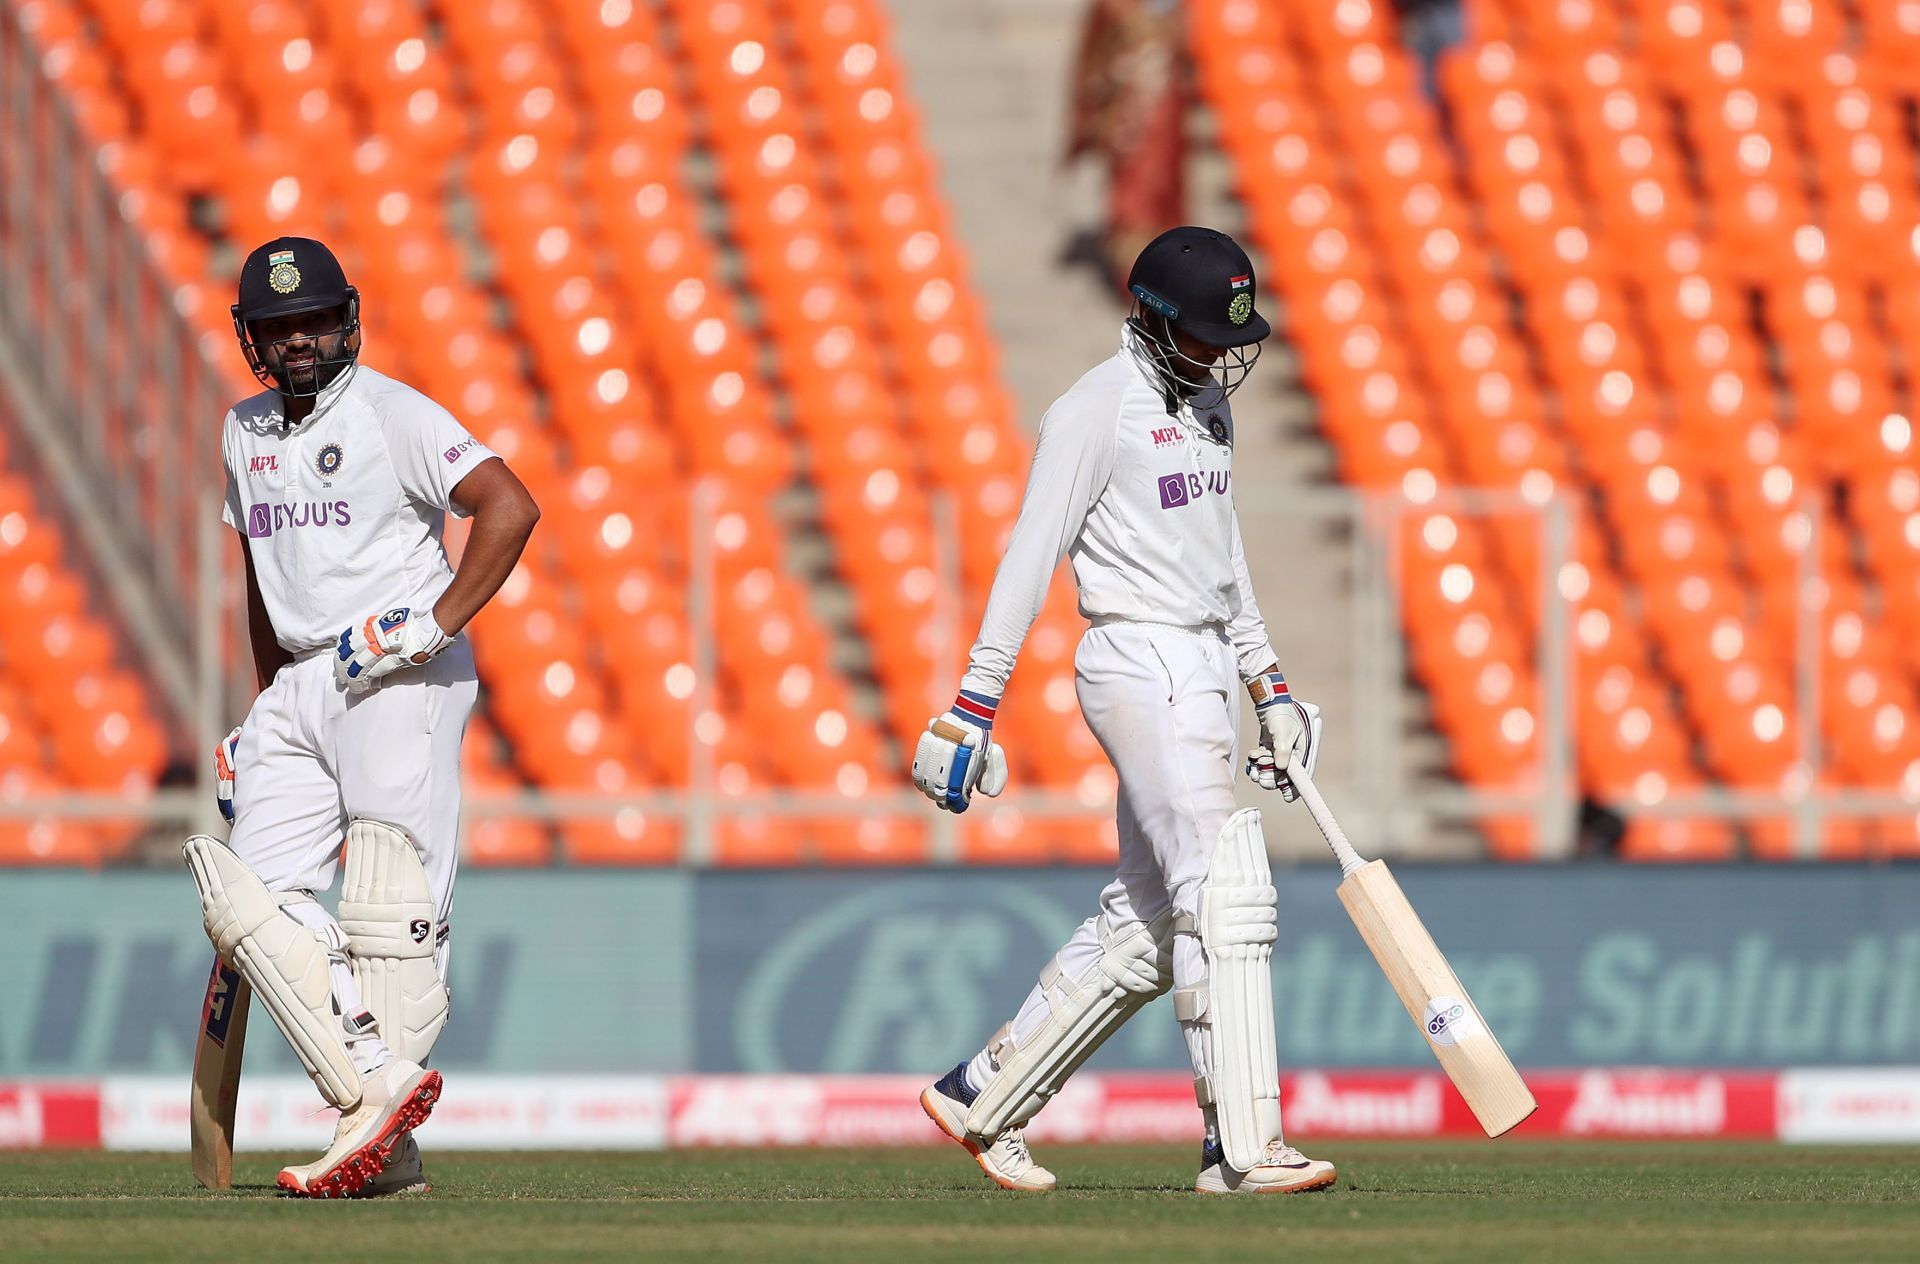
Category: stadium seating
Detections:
[
  {"x1": 1191, "y1": 0, "x2": 1920, "y2": 858},
  {"x1": 5, "y1": 0, "x2": 1113, "y2": 865},
  {"x1": 0, "y1": 401, "x2": 168, "y2": 866},
  {"x1": 13, "y1": 0, "x2": 1919, "y2": 864}
]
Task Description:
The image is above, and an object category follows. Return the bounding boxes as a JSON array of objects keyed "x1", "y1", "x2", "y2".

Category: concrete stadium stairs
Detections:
[{"x1": 888, "y1": 0, "x2": 1467, "y2": 857}]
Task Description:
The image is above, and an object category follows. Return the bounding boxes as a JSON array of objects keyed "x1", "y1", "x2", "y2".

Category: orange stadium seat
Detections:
[
  {"x1": 1180, "y1": 0, "x2": 1920, "y2": 858},
  {"x1": 18, "y1": 0, "x2": 1917, "y2": 866}
]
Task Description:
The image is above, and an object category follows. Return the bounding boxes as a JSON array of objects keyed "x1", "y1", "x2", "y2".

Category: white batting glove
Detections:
[
  {"x1": 333, "y1": 605, "x2": 451, "y2": 694},
  {"x1": 1244, "y1": 671, "x2": 1321, "y2": 802},
  {"x1": 911, "y1": 690, "x2": 1010, "y2": 813},
  {"x1": 215, "y1": 725, "x2": 241, "y2": 823}
]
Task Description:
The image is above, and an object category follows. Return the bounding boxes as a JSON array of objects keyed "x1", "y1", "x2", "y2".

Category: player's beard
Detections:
[
  {"x1": 280, "y1": 353, "x2": 320, "y2": 393},
  {"x1": 266, "y1": 330, "x2": 353, "y2": 396}
]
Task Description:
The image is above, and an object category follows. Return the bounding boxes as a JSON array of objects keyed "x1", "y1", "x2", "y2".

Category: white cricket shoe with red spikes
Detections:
[{"x1": 277, "y1": 1060, "x2": 440, "y2": 1198}]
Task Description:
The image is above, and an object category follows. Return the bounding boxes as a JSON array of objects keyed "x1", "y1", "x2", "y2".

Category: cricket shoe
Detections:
[
  {"x1": 919, "y1": 1062, "x2": 1056, "y2": 1191},
  {"x1": 348, "y1": 1133, "x2": 430, "y2": 1197},
  {"x1": 1195, "y1": 1136, "x2": 1337, "y2": 1195},
  {"x1": 277, "y1": 1060, "x2": 442, "y2": 1198}
]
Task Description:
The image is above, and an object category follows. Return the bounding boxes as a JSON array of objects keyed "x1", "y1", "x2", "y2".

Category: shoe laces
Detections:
[
  {"x1": 1263, "y1": 1140, "x2": 1308, "y2": 1167},
  {"x1": 996, "y1": 1128, "x2": 1034, "y2": 1169}
]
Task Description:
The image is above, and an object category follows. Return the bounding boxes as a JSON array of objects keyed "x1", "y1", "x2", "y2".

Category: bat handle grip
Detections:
[{"x1": 1286, "y1": 757, "x2": 1368, "y2": 879}]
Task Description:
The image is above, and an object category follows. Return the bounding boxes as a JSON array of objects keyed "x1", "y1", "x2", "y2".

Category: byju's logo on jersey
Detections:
[
  {"x1": 444, "y1": 438, "x2": 479, "y2": 464},
  {"x1": 246, "y1": 500, "x2": 353, "y2": 537},
  {"x1": 1157, "y1": 470, "x2": 1231, "y2": 510}
]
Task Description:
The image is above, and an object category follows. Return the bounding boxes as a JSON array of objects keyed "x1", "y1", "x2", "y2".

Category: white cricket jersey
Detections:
[
  {"x1": 959, "y1": 327, "x2": 1278, "y2": 700},
  {"x1": 219, "y1": 366, "x2": 497, "y2": 653}
]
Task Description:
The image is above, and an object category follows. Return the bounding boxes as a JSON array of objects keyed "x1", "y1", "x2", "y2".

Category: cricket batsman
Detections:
[
  {"x1": 912, "y1": 227, "x2": 1333, "y2": 1194},
  {"x1": 185, "y1": 237, "x2": 539, "y2": 1196}
]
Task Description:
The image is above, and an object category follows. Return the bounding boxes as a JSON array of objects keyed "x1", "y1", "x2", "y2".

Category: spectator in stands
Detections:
[
  {"x1": 1065, "y1": 0, "x2": 1187, "y2": 293},
  {"x1": 1394, "y1": 0, "x2": 1464, "y2": 103}
]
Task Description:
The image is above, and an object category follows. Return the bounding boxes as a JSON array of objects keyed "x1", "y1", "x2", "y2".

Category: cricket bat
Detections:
[
  {"x1": 1287, "y1": 760, "x2": 1538, "y2": 1137},
  {"x1": 189, "y1": 955, "x2": 251, "y2": 1189}
]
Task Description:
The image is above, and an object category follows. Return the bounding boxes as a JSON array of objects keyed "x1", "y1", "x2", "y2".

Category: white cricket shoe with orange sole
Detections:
[
  {"x1": 1195, "y1": 1134, "x2": 1337, "y2": 1194},
  {"x1": 277, "y1": 1060, "x2": 441, "y2": 1198},
  {"x1": 920, "y1": 1063, "x2": 1056, "y2": 1192}
]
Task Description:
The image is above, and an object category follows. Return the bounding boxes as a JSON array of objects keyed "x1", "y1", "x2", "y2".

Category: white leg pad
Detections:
[
  {"x1": 337, "y1": 819, "x2": 450, "y2": 1064},
  {"x1": 1172, "y1": 808, "x2": 1281, "y2": 1172},
  {"x1": 963, "y1": 910, "x2": 1173, "y2": 1139},
  {"x1": 183, "y1": 834, "x2": 363, "y2": 1108}
]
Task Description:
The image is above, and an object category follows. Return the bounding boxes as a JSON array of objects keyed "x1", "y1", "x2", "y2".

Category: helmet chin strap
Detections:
[
  {"x1": 1125, "y1": 307, "x2": 1262, "y2": 408},
  {"x1": 275, "y1": 359, "x2": 361, "y2": 428}
]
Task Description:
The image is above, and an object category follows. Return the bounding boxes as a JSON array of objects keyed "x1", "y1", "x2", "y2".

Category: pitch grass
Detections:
[{"x1": 4, "y1": 1143, "x2": 1918, "y2": 1263}]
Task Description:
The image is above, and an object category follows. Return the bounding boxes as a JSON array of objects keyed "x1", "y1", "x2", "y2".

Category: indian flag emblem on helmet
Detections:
[
  {"x1": 1228, "y1": 292, "x2": 1253, "y2": 325},
  {"x1": 267, "y1": 250, "x2": 301, "y2": 295}
]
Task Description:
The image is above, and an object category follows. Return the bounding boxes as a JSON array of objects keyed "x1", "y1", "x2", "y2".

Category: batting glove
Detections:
[
  {"x1": 215, "y1": 725, "x2": 241, "y2": 823},
  {"x1": 1244, "y1": 671, "x2": 1322, "y2": 802},
  {"x1": 912, "y1": 690, "x2": 1010, "y2": 813},
  {"x1": 334, "y1": 605, "x2": 451, "y2": 694}
]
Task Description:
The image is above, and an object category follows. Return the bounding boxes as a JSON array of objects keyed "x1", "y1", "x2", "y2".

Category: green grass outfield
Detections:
[{"x1": 4, "y1": 1143, "x2": 1918, "y2": 1263}]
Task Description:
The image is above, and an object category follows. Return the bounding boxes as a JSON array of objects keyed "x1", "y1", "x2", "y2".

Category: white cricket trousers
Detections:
[
  {"x1": 990, "y1": 620, "x2": 1245, "y2": 1086},
  {"x1": 227, "y1": 640, "x2": 477, "y2": 981}
]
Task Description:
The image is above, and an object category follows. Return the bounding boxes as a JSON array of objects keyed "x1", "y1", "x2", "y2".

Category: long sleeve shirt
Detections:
[{"x1": 956, "y1": 328, "x2": 1278, "y2": 712}]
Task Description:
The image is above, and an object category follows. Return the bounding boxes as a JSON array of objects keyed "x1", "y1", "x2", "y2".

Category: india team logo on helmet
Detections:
[
  {"x1": 1228, "y1": 272, "x2": 1253, "y2": 325},
  {"x1": 267, "y1": 249, "x2": 301, "y2": 295},
  {"x1": 315, "y1": 443, "x2": 344, "y2": 477}
]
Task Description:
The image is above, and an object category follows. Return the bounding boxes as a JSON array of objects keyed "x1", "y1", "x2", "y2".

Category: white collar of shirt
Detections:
[{"x1": 1118, "y1": 324, "x2": 1227, "y2": 430}]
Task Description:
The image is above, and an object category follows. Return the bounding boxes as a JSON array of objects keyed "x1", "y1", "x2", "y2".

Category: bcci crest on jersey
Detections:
[{"x1": 315, "y1": 443, "x2": 345, "y2": 477}]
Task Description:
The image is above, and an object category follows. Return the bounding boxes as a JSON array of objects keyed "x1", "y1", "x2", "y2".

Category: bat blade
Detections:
[
  {"x1": 1336, "y1": 860, "x2": 1537, "y2": 1137},
  {"x1": 189, "y1": 956, "x2": 250, "y2": 1189}
]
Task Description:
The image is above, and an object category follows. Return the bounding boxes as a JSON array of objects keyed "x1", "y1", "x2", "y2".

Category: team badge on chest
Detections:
[{"x1": 314, "y1": 442, "x2": 345, "y2": 478}]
